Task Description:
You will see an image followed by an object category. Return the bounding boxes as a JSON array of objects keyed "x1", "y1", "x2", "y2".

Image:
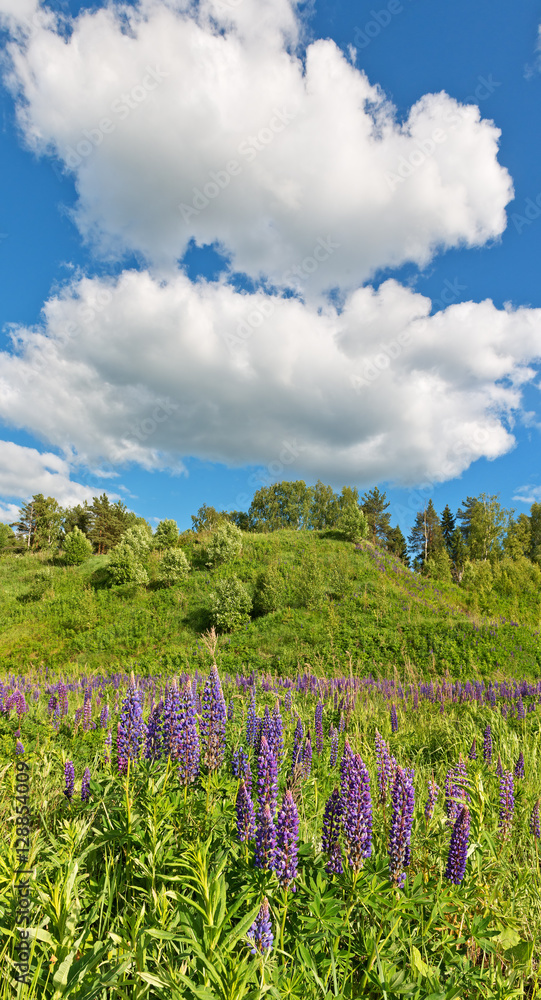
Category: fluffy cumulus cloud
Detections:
[
  {"x1": 2, "y1": 0, "x2": 512, "y2": 293},
  {"x1": 0, "y1": 0, "x2": 539, "y2": 493},
  {"x1": 0, "y1": 440, "x2": 116, "y2": 522},
  {"x1": 1, "y1": 271, "x2": 541, "y2": 486}
]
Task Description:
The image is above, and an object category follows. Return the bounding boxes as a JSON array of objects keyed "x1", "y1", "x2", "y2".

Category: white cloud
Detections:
[
  {"x1": 513, "y1": 484, "x2": 541, "y2": 504},
  {"x1": 2, "y1": 0, "x2": 512, "y2": 294},
  {"x1": 0, "y1": 439, "x2": 119, "y2": 520},
  {"x1": 1, "y1": 271, "x2": 540, "y2": 487}
]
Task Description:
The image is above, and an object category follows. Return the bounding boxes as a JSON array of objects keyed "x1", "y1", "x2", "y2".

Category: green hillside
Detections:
[{"x1": 1, "y1": 531, "x2": 539, "y2": 677}]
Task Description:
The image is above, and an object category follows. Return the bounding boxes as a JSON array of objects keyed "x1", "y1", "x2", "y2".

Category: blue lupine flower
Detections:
[
  {"x1": 388, "y1": 766, "x2": 415, "y2": 888},
  {"x1": 247, "y1": 897, "x2": 273, "y2": 954},
  {"x1": 444, "y1": 804, "x2": 470, "y2": 884}
]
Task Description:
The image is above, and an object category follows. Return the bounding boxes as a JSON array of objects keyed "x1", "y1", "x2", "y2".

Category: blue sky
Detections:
[{"x1": 0, "y1": 0, "x2": 540, "y2": 534}]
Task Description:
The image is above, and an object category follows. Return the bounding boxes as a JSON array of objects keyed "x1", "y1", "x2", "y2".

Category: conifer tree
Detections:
[
  {"x1": 360, "y1": 487, "x2": 391, "y2": 546},
  {"x1": 440, "y1": 504, "x2": 456, "y2": 554},
  {"x1": 386, "y1": 525, "x2": 409, "y2": 566}
]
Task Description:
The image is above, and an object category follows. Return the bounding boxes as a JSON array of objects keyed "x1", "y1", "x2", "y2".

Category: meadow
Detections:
[{"x1": 1, "y1": 636, "x2": 540, "y2": 999}]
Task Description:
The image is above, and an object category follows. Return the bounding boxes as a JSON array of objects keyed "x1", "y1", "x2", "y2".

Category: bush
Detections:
[
  {"x1": 63, "y1": 526, "x2": 93, "y2": 565},
  {"x1": 208, "y1": 576, "x2": 252, "y2": 631},
  {"x1": 154, "y1": 519, "x2": 179, "y2": 549},
  {"x1": 336, "y1": 504, "x2": 368, "y2": 543},
  {"x1": 295, "y1": 555, "x2": 327, "y2": 610},
  {"x1": 158, "y1": 548, "x2": 190, "y2": 585},
  {"x1": 108, "y1": 542, "x2": 149, "y2": 586},
  {"x1": 120, "y1": 525, "x2": 153, "y2": 559},
  {"x1": 253, "y1": 567, "x2": 284, "y2": 615},
  {"x1": 204, "y1": 522, "x2": 243, "y2": 566}
]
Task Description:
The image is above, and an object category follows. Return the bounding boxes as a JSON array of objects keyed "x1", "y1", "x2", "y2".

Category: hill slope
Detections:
[{"x1": 0, "y1": 531, "x2": 539, "y2": 677}]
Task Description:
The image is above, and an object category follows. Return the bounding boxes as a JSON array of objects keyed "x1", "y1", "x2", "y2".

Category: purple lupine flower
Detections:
[
  {"x1": 81, "y1": 767, "x2": 91, "y2": 802},
  {"x1": 48, "y1": 695, "x2": 58, "y2": 717},
  {"x1": 329, "y1": 726, "x2": 339, "y2": 767},
  {"x1": 499, "y1": 770, "x2": 514, "y2": 838},
  {"x1": 284, "y1": 689, "x2": 292, "y2": 713},
  {"x1": 104, "y1": 731, "x2": 112, "y2": 764},
  {"x1": 321, "y1": 787, "x2": 343, "y2": 875},
  {"x1": 57, "y1": 683, "x2": 69, "y2": 716},
  {"x1": 99, "y1": 703, "x2": 109, "y2": 730},
  {"x1": 514, "y1": 751, "x2": 525, "y2": 779},
  {"x1": 468, "y1": 738, "x2": 477, "y2": 760},
  {"x1": 424, "y1": 777, "x2": 439, "y2": 822},
  {"x1": 530, "y1": 799, "x2": 540, "y2": 839},
  {"x1": 177, "y1": 684, "x2": 201, "y2": 786},
  {"x1": 516, "y1": 698, "x2": 525, "y2": 721},
  {"x1": 116, "y1": 685, "x2": 146, "y2": 774},
  {"x1": 254, "y1": 803, "x2": 276, "y2": 871},
  {"x1": 228, "y1": 699, "x2": 234, "y2": 722},
  {"x1": 83, "y1": 688, "x2": 92, "y2": 731},
  {"x1": 315, "y1": 702, "x2": 324, "y2": 755},
  {"x1": 388, "y1": 766, "x2": 415, "y2": 888},
  {"x1": 390, "y1": 703, "x2": 398, "y2": 733},
  {"x1": 246, "y1": 691, "x2": 257, "y2": 748},
  {"x1": 247, "y1": 897, "x2": 273, "y2": 955},
  {"x1": 200, "y1": 665, "x2": 227, "y2": 770},
  {"x1": 232, "y1": 748, "x2": 241, "y2": 777},
  {"x1": 496, "y1": 755, "x2": 503, "y2": 778},
  {"x1": 303, "y1": 732, "x2": 313, "y2": 778},
  {"x1": 64, "y1": 760, "x2": 75, "y2": 801},
  {"x1": 257, "y1": 736, "x2": 278, "y2": 819},
  {"x1": 338, "y1": 711, "x2": 345, "y2": 734},
  {"x1": 272, "y1": 701, "x2": 284, "y2": 764},
  {"x1": 342, "y1": 752, "x2": 373, "y2": 872},
  {"x1": 162, "y1": 685, "x2": 182, "y2": 759},
  {"x1": 74, "y1": 708, "x2": 83, "y2": 728},
  {"x1": 275, "y1": 790, "x2": 299, "y2": 891},
  {"x1": 236, "y1": 780, "x2": 256, "y2": 843},
  {"x1": 444, "y1": 804, "x2": 470, "y2": 884},
  {"x1": 15, "y1": 740, "x2": 24, "y2": 755},
  {"x1": 233, "y1": 746, "x2": 252, "y2": 791},
  {"x1": 144, "y1": 700, "x2": 163, "y2": 760},
  {"x1": 290, "y1": 717, "x2": 303, "y2": 777},
  {"x1": 483, "y1": 724, "x2": 493, "y2": 764}
]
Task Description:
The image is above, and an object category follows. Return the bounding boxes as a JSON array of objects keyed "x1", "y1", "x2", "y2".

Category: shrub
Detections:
[
  {"x1": 63, "y1": 526, "x2": 93, "y2": 565},
  {"x1": 253, "y1": 567, "x2": 284, "y2": 615},
  {"x1": 204, "y1": 522, "x2": 243, "y2": 566},
  {"x1": 158, "y1": 548, "x2": 190, "y2": 585},
  {"x1": 154, "y1": 519, "x2": 179, "y2": 549},
  {"x1": 209, "y1": 576, "x2": 252, "y2": 631},
  {"x1": 336, "y1": 504, "x2": 368, "y2": 543},
  {"x1": 120, "y1": 525, "x2": 153, "y2": 559},
  {"x1": 295, "y1": 555, "x2": 327, "y2": 610},
  {"x1": 108, "y1": 542, "x2": 149, "y2": 586}
]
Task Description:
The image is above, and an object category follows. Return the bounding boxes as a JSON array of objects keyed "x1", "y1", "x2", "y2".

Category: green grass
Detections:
[{"x1": 0, "y1": 533, "x2": 540, "y2": 677}]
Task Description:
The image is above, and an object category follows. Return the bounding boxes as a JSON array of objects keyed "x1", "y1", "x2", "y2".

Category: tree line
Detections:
[{"x1": 2, "y1": 483, "x2": 540, "y2": 585}]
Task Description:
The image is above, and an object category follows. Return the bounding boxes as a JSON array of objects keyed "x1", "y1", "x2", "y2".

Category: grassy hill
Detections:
[{"x1": 0, "y1": 530, "x2": 540, "y2": 677}]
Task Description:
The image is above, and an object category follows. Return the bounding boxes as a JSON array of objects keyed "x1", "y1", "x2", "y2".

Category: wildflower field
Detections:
[{"x1": 1, "y1": 635, "x2": 540, "y2": 999}]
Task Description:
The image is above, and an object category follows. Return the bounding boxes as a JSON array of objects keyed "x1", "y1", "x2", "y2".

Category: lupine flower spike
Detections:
[
  {"x1": 64, "y1": 761, "x2": 75, "y2": 801},
  {"x1": 342, "y1": 753, "x2": 373, "y2": 873},
  {"x1": 424, "y1": 777, "x2": 439, "y2": 822},
  {"x1": 530, "y1": 799, "x2": 540, "y2": 839},
  {"x1": 275, "y1": 790, "x2": 299, "y2": 891},
  {"x1": 321, "y1": 787, "x2": 343, "y2": 875},
  {"x1": 514, "y1": 751, "x2": 525, "y2": 779},
  {"x1": 236, "y1": 780, "x2": 256, "y2": 843},
  {"x1": 444, "y1": 804, "x2": 470, "y2": 884},
  {"x1": 388, "y1": 766, "x2": 415, "y2": 888},
  {"x1": 81, "y1": 767, "x2": 91, "y2": 802},
  {"x1": 247, "y1": 897, "x2": 273, "y2": 955},
  {"x1": 499, "y1": 771, "x2": 514, "y2": 839},
  {"x1": 483, "y1": 724, "x2": 493, "y2": 764}
]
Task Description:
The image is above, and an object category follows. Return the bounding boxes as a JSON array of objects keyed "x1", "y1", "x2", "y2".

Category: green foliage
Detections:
[
  {"x1": 252, "y1": 566, "x2": 284, "y2": 615},
  {"x1": 62, "y1": 526, "x2": 93, "y2": 566},
  {"x1": 120, "y1": 524, "x2": 153, "y2": 559},
  {"x1": 295, "y1": 552, "x2": 327, "y2": 610},
  {"x1": 158, "y1": 548, "x2": 190, "y2": 585},
  {"x1": 424, "y1": 547, "x2": 453, "y2": 582},
  {"x1": 204, "y1": 522, "x2": 243, "y2": 566},
  {"x1": 191, "y1": 504, "x2": 229, "y2": 534},
  {"x1": 153, "y1": 518, "x2": 180, "y2": 549},
  {"x1": 108, "y1": 541, "x2": 149, "y2": 586},
  {"x1": 458, "y1": 493, "x2": 509, "y2": 561},
  {"x1": 0, "y1": 522, "x2": 15, "y2": 551},
  {"x1": 336, "y1": 503, "x2": 368, "y2": 543},
  {"x1": 360, "y1": 486, "x2": 391, "y2": 545},
  {"x1": 208, "y1": 575, "x2": 252, "y2": 631}
]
